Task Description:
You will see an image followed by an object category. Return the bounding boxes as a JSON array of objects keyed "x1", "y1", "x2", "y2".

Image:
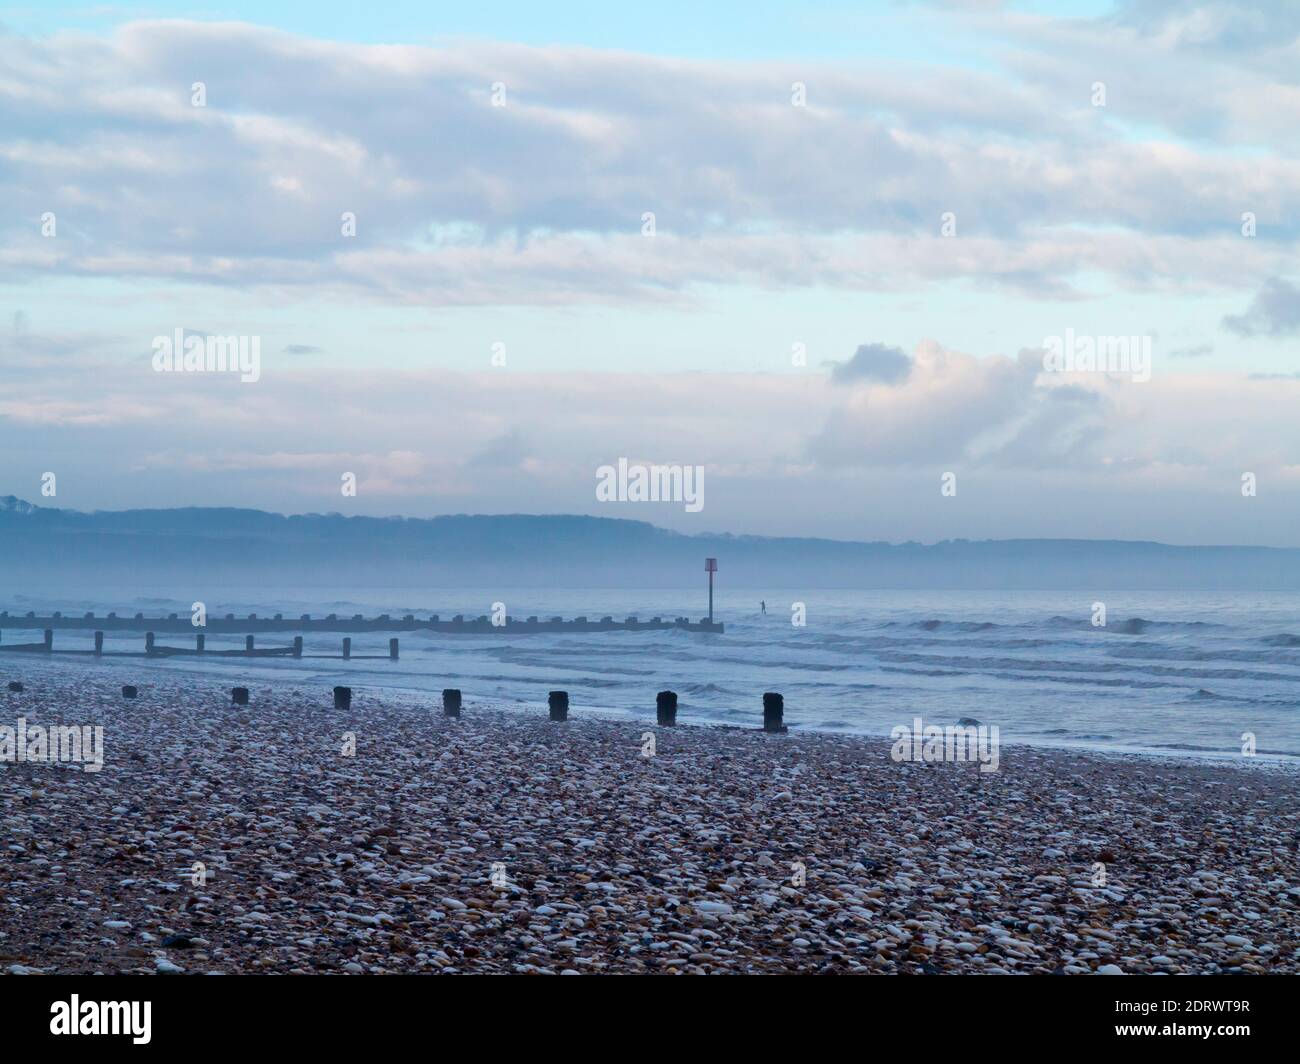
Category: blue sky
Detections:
[
  {"x1": 5, "y1": 2, "x2": 1118, "y2": 59},
  {"x1": 3, "y1": 1, "x2": 1300, "y2": 543}
]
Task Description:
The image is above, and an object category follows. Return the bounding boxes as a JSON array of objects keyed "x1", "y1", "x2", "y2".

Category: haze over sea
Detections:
[{"x1": 7, "y1": 587, "x2": 1300, "y2": 762}]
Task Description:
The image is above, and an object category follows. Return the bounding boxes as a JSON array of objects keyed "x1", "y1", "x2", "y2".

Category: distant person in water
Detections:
[{"x1": 760, "y1": 600, "x2": 766, "y2": 615}]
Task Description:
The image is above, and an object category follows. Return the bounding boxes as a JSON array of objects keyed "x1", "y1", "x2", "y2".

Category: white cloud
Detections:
[{"x1": 0, "y1": 18, "x2": 1296, "y2": 306}]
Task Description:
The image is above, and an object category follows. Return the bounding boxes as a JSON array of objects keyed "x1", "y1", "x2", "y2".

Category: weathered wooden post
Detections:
[
  {"x1": 389, "y1": 638, "x2": 399, "y2": 660},
  {"x1": 657, "y1": 690, "x2": 678, "y2": 726},
  {"x1": 334, "y1": 686, "x2": 352, "y2": 709},
  {"x1": 145, "y1": 632, "x2": 155, "y2": 655},
  {"x1": 293, "y1": 636, "x2": 303, "y2": 658},
  {"x1": 245, "y1": 635, "x2": 255, "y2": 653},
  {"x1": 196, "y1": 633, "x2": 205, "y2": 653},
  {"x1": 94, "y1": 631, "x2": 104, "y2": 656},
  {"x1": 43, "y1": 628, "x2": 53, "y2": 652},
  {"x1": 232, "y1": 687, "x2": 250, "y2": 706},
  {"x1": 122, "y1": 685, "x2": 138, "y2": 699},
  {"x1": 763, "y1": 692, "x2": 787, "y2": 733},
  {"x1": 548, "y1": 690, "x2": 569, "y2": 721},
  {"x1": 705, "y1": 557, "x2": 717, "y2": 624},
  {"x1": 342, "y1": 637, "x2": 351, "y2": 660},
  {"x1": 443, "y1": 688, "x2": 462, "y2": 717}
]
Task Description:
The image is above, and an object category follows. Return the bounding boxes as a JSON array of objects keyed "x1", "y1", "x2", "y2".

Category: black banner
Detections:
[{"x1": 2, "y1": 973, "x2": 1290, "y2": 1051}]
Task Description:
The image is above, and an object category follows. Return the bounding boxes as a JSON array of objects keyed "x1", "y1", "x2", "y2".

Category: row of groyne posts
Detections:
[
  {"x1": 0, "y1": 610, "x2": 723, "y2": 639},
  {"x1": 0, "y1": 610, "x2": 726, "y2": 660},
  {"x1": 1, "y1": 678, "x2": 790, "y2": 734},
  {"x1": 0, "y1": 626, "x2": 401, "y2": 660},
  {"x1": 432, "y1": 688, "x2": 788, "y2": 733}
]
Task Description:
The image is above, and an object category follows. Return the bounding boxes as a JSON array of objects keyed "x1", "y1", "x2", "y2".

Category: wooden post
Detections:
[
  {"x1": 122, "y1": 685, "x2": 138, "y2": 699},
  {"x1": 657, "y1": 690, "x2": 678, "y2": 726},
  {"x1": 334, "y1": 686, "x2": 352, "y2": 710},
  {"x1": 145, "y1": 632, "x2": 155, "y2": 655},
  {"x1": 196, "y1": 633, "x2": 205, "y2": 653},
  {"x1": 389, "y1": 638, "x2": 399, "y2": 660},
  {"x1": 443, "y1": 688, "x2": 462, "y2": 717},
  {"x1": 232, "y1": 687, "x2": 250, "y2": 705},
  {"x1": 43, "y1": 628, "x2": 53, "y2": 652},
  {"x1": 8, "y1": 682, "x2": 23, "y2": 693},
  {"x1": 94, "y1": 631, "x2": 104, "y2": 656},
  {"x1": 548, "y1": 690, "x2": 569, "y2": 722},
  {"x1": 293, "y1": 636, "x2": 303, "y2": 658},
  {"x1": 763, "y1": 692, "x2": 787, "y2": 733},
  {"x1": 705, "y1": 557, "x2": 717, "y2": 625},
  {"x1": 342, "y1": 637, "x2": 351, "y2": 660},
  {"x1": 245, "y1": 635, "x2": 254, "y2": 653}
]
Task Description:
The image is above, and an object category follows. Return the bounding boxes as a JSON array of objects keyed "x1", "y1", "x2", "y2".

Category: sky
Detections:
[{"x1": 2, "y1": 1, "x2": 1299, "y2": 545}]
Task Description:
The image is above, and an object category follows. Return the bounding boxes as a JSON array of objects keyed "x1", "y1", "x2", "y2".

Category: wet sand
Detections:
[{"x1": 2, "y1": 660, "x2": 1297, "y2": 974}]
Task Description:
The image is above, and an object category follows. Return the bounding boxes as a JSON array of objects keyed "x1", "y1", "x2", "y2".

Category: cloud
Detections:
[
  {"x1": 1169, "y1": 343, "x2": 1214, "y2": 358},
  {"x1": 1223, "y1": 278, "x2": 1300, "y2": 336},
  {"x1": 828, "y1": 343, "x2": 913, "y2": 385},
  {"x1": 3, "y1": 343, "x2": 1300, "y2": 541},
  {"x1": 0, "y1": 18, "x2": 1296, "y2": 306},
  {"x1": 282, "y1": 344, "x2": 324, "y2": 354},
  {"x1": 809, "y1": 341, "x2": 1048, "y2": 466},
  {"x1": 1109, "y1": 1, "x2": 1300, "y2": 52}
]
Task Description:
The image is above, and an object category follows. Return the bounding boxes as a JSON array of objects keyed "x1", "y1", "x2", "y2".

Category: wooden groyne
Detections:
[
  {"x1": 0, "y1": 628, "x2": 399, "y2": 661},
  {"x1": 2, "y1": 678, "x2": 795, "y2": 733},
  {"x1": 0, "y1": 611, "x2": 723, "y2": 635}
]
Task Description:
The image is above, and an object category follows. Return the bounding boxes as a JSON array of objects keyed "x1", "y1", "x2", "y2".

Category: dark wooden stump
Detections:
[
  {"x1": 548, "y1": 690, "x2": 569, "y2": 721},
  {"x1": 443, "y1": 688, "x2": 462, "y2": 717},
  {"x1": 656, "y1": 690, "x2": 678, "y2": 726},
  {"x1": 763, "y1": 691, "x2": 787, "y2": 733}
]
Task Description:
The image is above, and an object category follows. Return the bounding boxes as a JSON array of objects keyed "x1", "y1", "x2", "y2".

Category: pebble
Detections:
[{"x1": 1, "y1": 662, "x2": 1297, "y2": 975}]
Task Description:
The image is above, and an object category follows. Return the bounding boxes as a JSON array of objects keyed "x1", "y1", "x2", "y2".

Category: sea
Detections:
[{"x1": 5, "y1": 587, "x2": 1300, "y2": 761}]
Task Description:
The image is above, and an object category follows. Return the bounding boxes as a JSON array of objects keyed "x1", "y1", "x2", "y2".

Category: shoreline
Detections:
[
  {"x1": 4, "y1": 649, "x2": 1297, "y2": 768},
  {"x1": 2, "y1": 659, "x2": 1298, "y2": 974}
]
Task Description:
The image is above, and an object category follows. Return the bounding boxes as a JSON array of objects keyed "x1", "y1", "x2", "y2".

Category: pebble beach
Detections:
[{"x1": 2, "y1": 660, "x2": 1297, "y2": 975}]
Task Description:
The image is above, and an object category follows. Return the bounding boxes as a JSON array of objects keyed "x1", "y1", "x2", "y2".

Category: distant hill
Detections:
[{"x1": 0, "y1": 496, "x2": 1297, "y2": 589}]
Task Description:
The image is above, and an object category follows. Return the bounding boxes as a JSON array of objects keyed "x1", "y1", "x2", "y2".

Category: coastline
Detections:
[
  {"x1": 5, "y1": 643, "x2": 1297, "y2": 767},
  {"x1": 2, "y1": 659, "x2": 1297, "y2": 975}
]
